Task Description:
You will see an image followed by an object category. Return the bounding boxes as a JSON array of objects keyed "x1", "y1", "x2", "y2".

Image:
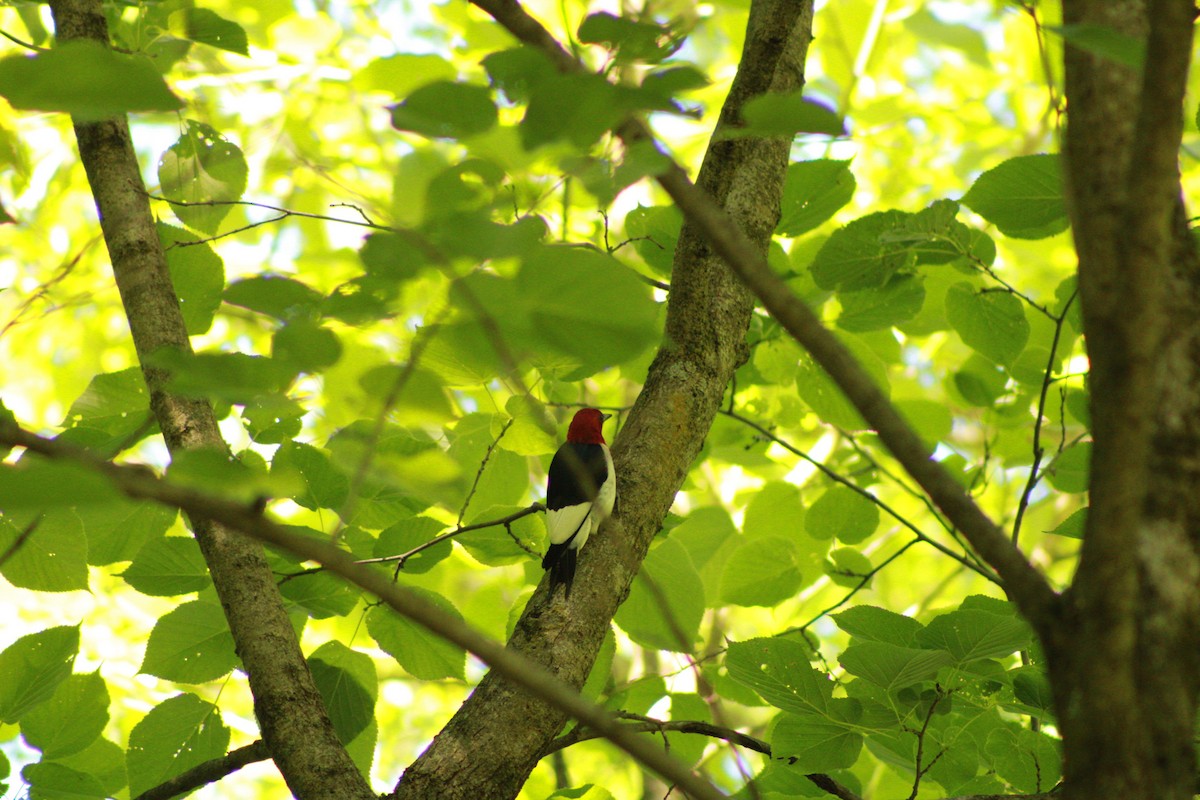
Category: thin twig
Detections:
[
  {"x1": 458, "y1": 418, "x2": 514, "y2": 525},
  {"x1": 132, "y1": 741, "x2": 269, "y2": 800},
  {"x1": 1012, "y1": 289, "x2": 1078, "y2": 546}
]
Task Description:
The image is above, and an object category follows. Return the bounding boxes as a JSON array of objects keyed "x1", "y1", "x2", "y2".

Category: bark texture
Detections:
[
  {"x1": 1056, "y1": 1, "x2": 1200, "y2": 798},
  {"x1": 392, "y1": 2, "x2": 813, "y2": 798},
  {"x1": 48, "y1": 2, "x2": 372, "y2": 798}
]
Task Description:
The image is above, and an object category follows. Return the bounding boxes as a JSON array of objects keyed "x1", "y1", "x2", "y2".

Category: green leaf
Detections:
[
  {"x1": 81, "y1": 497, "x2": 177, "y2": 566},
  {"x1": 725, "y1": 637, "x2": 833, "y2": 715},
  {"x1": 915, "y1": 607, "x2": 1031, "y2": 663},
  {"x1": 390, "y1": 81, "x2": 497, "y2": 140},
  {"x1": 778, "y1": 159, "x2": 856, "y2": 236},
  {"x1": 140, "y1": 601, "x2": 238, "y2": 683},
  {"x1": 521, "y1": 73, "x2": 622, "y2": 149},
  {"x1": 578, "y1": 12, "x2": 684, "y2": 64},
  {"x1": 623, "y1": 205, "x2": 681, "y2": 277},
  {"x1": 0, "y1": 41, "x2": 182, "y2": 119},
  {"x1": 960, "y1": 154, "x2": 1067, "y2": 239},
  {"x1": 826, "y1": 546, "x2": 873, "y2": 588},
  {"x1": 309, "y1": 642, "x2": 377, "y2": 744},
  {"x1": 743, "y1": 480, "x2": 806, "y2": 538},
  {"x1": 839, "y1": 642, "x2": 953, "y2": 691},
  {"x1": 518, "y1": 245, "x2": 658, "y2": 378},
  {"x1": 0, "y1": 509, "x2": 89, "y2": 591},
  {"x1": 150, "y1": 348, "x2": 295, "y2": 404},
  {"x1": 459, "y1": 506, "x2": 539, "y2": 567},
  {"x1": 944, "y1": 283, "x2": 1030, "y2": 366},
  {"x1": 121, "y1": 537, "x2": 210, "y2": 596},
  {"x1": 51, "y1": 737, "x2": 126, "y2": 797},
  {"x1": 616, "y1": 538, "x2": 705, "y2": 651},
  {"x1": 21, "y1": 762, "x2": 107, "y2": 800},
  {"x1": 367, "y1": 590, "x2": 466, "y2": 680},
  {"x1": 806, "y1": 486, "x2": 879, "y2": 544},
  {"x1": 796, "y1": 334, "x2": 890, "y2": 430},
  {"x1": 242, "y1": 395, "x2": 306, "y2": 444},
  {"x1": 719, "y1": 535, "x2": 802, "y2": 607},
  {"x1": 158, "y1": 222, "x2": 224, "y2": 336},
  {"x1": 374, "y1": 515, "x2": 451, "y2": 574},
  {"x1": 1047, "y1": 24, "x2": 1145, "y2": 69},
  {"x1": 272, "y1": 321, "x2": 342, "y2": 373},
  {"x1": 1047, "y1": 442, "x2": 1090, "y2": 493},
  {"x1": 273, "y1": 440, "x2": 350, "y2": 511},
  {"x1": 836, "y1": 274, "x2": 925, "y2": 332},
  {"x1": 738, "y1": 92, "x2": 845, "y2": 137},
  {"x1": 772, "y1": 708, "x2": 863, "y2": 772},
  {"x1": 500, "y1": 396, "x2": 557, "y2": 456},
  {"x1": 832, "y1": 605, "x2": 923, "y2": 646},
  {"x1": 158, "y1": 120, "x2": 248, "y2": 234},
  {"x1": 0, "y1": 458, "x2": 119, "y2": 509},
  {"x1": 168, "y1": 8, "x2": 249, "y2": 55},
  {"x1": 482, "y1": 48, "x2": 555, "y2": 104},
  {"x1": 1050, "y1": 506, "x2": 1087, "y2": 539},
  {"x1": 952, "y1": 353, "x2": 1009, "y2": 407},
  {"x1": 62, "y1": 368, "x2": 151, "y2": 441},
  {"x1": 809, "y1": 210, "x2": 910, "y2": 291},
  {"x1": 359, "y1": 232, "x2": 427, "y2": 281},
  {"x1": 20, "y1": 672, "x2": 109, "y2": 759},
  {"x1": 354, "y1": 53, "x2": 456, "y2": 97},
  {"x1": 0, "y1": 625, "x2": 79, "y2": 724},
  {"x1": 126, "y1": 694, "x2": 230, "y2": 797},
  {"x1": 280, "y1": 569, "x2": 360, "y2": 618},
  {"x1": 224, "y1": 275, "x2": 323, "y2": 321},
  {"x1": 896, "y1": 398, "x2": 954, "y2": 449}
]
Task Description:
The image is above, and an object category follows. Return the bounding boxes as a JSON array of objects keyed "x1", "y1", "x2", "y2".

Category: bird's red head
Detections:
[{"x1": 566, "y1": 408, "x2": 610, "y2": 445}]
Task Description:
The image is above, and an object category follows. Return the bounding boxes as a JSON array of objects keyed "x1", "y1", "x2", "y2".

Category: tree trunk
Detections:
[
  {"x1": 47, "y1": 2, "x2": 371, "y2": 797},
  {"x1": 1055, "y1": 1, "x2": 1200, "y2": 797},
  {"x1": 392, "y1": 2, "x2": 813, "y2": 797}
]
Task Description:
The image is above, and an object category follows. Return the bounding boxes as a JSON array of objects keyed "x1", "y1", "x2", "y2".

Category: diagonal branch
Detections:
[
  {"x1": 471, "y1": 0, "x2": 1060, "y2": 639},
  {"x1": 0, "y1": 422, "x2": 727, "y2": 800},
  {"x1": 47, "y1": 1, "x2": 371, "y2": 796}
]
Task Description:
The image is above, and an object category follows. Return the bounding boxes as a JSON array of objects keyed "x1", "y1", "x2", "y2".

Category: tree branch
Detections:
[
  {"x1": 46, "y1": 1, "x2": 370, "y2": 795},
  {"x1": 132, "y1": 741, "x2": 269, "y2": 800},
  {"x1": 543, "y1": 716, "x2": 863, "y2": 800},
  {"x1": 0, "y1": 422, "x2": 727, "y2": 800},
  {"x1": 471, "y1": 0, "x2": 1060, "y2": 639}
]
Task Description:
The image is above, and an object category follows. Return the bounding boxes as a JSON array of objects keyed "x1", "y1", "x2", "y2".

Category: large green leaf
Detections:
[
  {"x1": 616, "y1": 538, "x2": 705, "y2": 652},
  {"x1": 915, "y1": 607, "x2": 1032, "y2": 664},
  {"x1": 772, "y1": 707, "x2": 864, "y2": 772},
  {"x1": 944, "y1": 282, "x2": 1030, "y2": 366},
  {"x1": 0, "y1": 509, "x2": 89, "y2": 592},
  {"x1": 805, "y1": 486, "x2": 880, "y2": 544},
  {"x1": 367, "y1": 589, "x2": 466, "y2": 680},
  {"x1": 309, "y1": 642, "x2": 377, "y2": 744},
  {"x1": 0, "y1": 626, "x2": 79, "y2": 724},
  {"x1": 20, "y1": 672, "x2": 109, "y2": 759},
  {"x1": 833, "y1": 605, "x2": 924, "y2": 646},
  {"x1": 777, "y1": 159, "x2": 857, "y2": 236},
  {"x1": 120, "y1": 536, "x2": 211, "y2": 597},
  {"x1": 140, "y1": 601, "x2": 238, "y2": 683},
  {"x1": 158, "y1": 120, "x2": 248, "y2": 234},
  {"x1": 126, "y1": 694, "x2": 230, "y2": 797},
  {"x1": 960, "y1": 154, "x2": 1067, "y2": 239},
  {"x1": 725, "y1": 637, "x2": 833, "y2": 716},
  {"x1": 0, "y1": 41, "x2": 182, "y2": 118},
  {"x1": 839, "y1": 642, "x2": 954, "y2": 691},
  {"x1": 158, "y1": 222, "x2": 224, "y2": 336},
  {"x1": 719, "y1": 535, "x2": 803, "y2": 607},
  {"x1": 518, "y1": 245, "x2": 659, "y2": 378},
  {"x1": 390, "y1": 82, "x2": 497, "y2": 140},
  {"x1": 167, "y1": 8, "x2": 249, "y2": 55}
]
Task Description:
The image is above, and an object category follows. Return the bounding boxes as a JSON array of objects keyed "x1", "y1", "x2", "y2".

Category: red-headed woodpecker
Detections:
[{"x1": 542, "y1": 408, "x2": 616, "y2": 598}]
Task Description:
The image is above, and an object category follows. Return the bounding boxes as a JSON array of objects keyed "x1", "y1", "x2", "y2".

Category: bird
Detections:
[{"x1": 542, "y1": 407, "x2": 616, "y2": 599}]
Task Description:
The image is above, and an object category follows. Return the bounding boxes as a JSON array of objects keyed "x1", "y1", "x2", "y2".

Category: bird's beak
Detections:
[{"x1": 601, "y1": 413, "x2": 612, "y2": 422}]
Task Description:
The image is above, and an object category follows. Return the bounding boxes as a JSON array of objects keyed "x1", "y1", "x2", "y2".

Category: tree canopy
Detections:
[{"x1": 0, "y1": 1, "x2": 1195, "y2": 799}]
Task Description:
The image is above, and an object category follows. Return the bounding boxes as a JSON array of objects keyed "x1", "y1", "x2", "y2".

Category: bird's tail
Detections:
[{"x1": 543, "y1": 543, "x2": 578, "y2": 599}]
